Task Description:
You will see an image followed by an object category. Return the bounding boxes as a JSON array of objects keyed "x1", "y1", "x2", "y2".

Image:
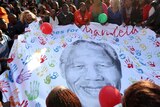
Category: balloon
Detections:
[
  {"x1": 40, "y1": 22, "x2": 53, "y2": 34},
  {"x1": 99, "y1": 86, "x2": 121, "y2": 107},
  {"x1": 98, "y1": 13, "x2": 108, "y2": 24}
]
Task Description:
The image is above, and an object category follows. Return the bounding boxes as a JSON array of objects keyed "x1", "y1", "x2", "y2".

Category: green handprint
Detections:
[
  {"x1": 25, "y1": 81, "x2": 40, "y2": 101},
  {"x1": 48, "y1": 60, "x2": 55, "y2": 67},
  {"x1": 157, "y1": 52, "x2": 160, "y2": 57},
  {"x1": 17, "y1": 54, "x2": 22, "y2": 59},
  {"x1": 24, "y1": 34, "x2": 29, "y2": 39},
  {"x1": 46, "y1": 48, "x2": 50, "y2": 52},
  {"x1": 44, "y1": 74, "x2": 51, "y2": 84}
]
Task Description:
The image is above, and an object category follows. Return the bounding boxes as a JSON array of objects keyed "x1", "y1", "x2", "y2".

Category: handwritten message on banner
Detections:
[{"x1": 0, "y1": 22, "x2": 160, "y2": 107}]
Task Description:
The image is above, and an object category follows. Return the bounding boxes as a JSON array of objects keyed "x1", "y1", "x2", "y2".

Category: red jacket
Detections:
[
  {"x1": 143, "y1": 4, "x2": 152, "y2": 21},
  {"x1": 74, "y1": 10, "x2": 91, "y2": 26}
]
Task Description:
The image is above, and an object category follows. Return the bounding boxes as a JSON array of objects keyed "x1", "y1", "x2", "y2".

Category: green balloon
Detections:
[{"x1": 98, "y1": 13, "x2": 108, "y2": 24}]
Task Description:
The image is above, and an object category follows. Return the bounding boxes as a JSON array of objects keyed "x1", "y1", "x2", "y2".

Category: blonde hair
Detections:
[{"x1": 20, "y1": 10, "x2": 37, "y2": 24}]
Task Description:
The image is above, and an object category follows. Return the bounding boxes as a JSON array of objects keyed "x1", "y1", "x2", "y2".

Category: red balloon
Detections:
[
  {"x1": 99, "y1": 86, "x2": 121, "y2": 107},
  {"x1": 40, "y1": 22, "x2": 53, "y2": 34}
]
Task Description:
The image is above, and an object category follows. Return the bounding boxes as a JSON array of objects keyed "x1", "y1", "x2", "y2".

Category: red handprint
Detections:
[
  {"x1": 151, "y1": 72, "x2": 160, "y2": 79},
  {"x1": 38, "y1": 36, "x2": 46, "y2": 45},
  {"x1": 9, "y1": 88, "x2": 21, "y2": 107},
  {"x1": 40, "y1": 55, "x2": 47, "y2": 63},
  {"x1": 154, "y1": 41, "x2": 160, "y2": 47},
  {"x1": 7, "y1": 58, "x2": 13, "y2": 63},
  {"x1": 141, "y1": 76, "x2": 154, "y2": 83},
  {"x1": 0, "y1": 80, "x2": 10, "y2": 92},
  {"x1": 7, "y1": 54, "x2": 15, "y2": 63},
  {"x1": 9, "y1": 96, "x2": 20, "y2": 106},
  {"x1": 155, "y1": 75, "x2": 160, "y2": 79},
  {"x1": 147, "y1": 61, "x2": 155, "y2": 67},
  {"x1": 125, "y1": 59, "x2": 134, "y2": 68},
  {"x1": 129, "y1": 46, "x2": 135, "y2": 51},
  {"x1": 21, "y1": 40, "x2": 26, "y2": 43},
  {"x1": 128, "y1": 46, "x2": 135, "y2": 54},
  {"x1": 20, "y1": 100, "x2": 28, "y2": 107},
  {"x1": 62, "y1": 42, "x2": 67, "y2": 48}
]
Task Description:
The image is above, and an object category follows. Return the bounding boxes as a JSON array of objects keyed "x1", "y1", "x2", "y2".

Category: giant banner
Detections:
[{"x1": 0, "y1": 22, "x2": 160, "y2": 107}]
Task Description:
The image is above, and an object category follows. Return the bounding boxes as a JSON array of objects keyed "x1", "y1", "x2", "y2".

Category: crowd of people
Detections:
[
  {"x1": 0, "y1": 0, "x2": 160, "y2": 107},
  {"x1": 0, "y1": 80, "x2": 160, "y2": 107},
  {"x1": 45, "y1": 81, "x2": 160, "y2": 107},
  {"x1": 0, "y1": 0, "x2": 160, "y2": 72}
]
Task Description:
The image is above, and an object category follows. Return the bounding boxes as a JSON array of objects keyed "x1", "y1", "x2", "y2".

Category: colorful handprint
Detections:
[
  {"x1": 147, "y1": 53, "x2": 152, "y2": 59},
  {"x1": 135, "y1": 50, "x2": 141, "y2": 56},
  {"x1": 119, "y1": 53, "x2": 126, "y2": 59},
  {"x1": 44, "y1": 75, "x2": 51, "y2": 84},
  {"x1": 62, "y1": 42, "x2": 67, "y2": 48},
  {"x1": 50, "y1": 72, "x2": 58, "y2": 79},
  {"x1": 147, "y1": 61, "x2": 155, "y2": 67},
  {"x1": 157, "y1": 52, "x2": 160, "y2": 57},
  {"x1": 9, "y1": 88, "x2": 20, "y2": 107},
  {"x1": 16, "y1": 69, "x2": 32, "y2": 84},
  {"x1": 151, "y1": 72, "x2": 160, "y2": 80},
  {"x1": 135, "y1": 36, "x2": 141, "y2": 43},
  {"x1": 20, "y1": 100, "x2": 28, "y2": 107},
  {"x1": 0, "y1": 80, "x2": 10, "y2": 92},
  {"x1": 40, "y1": 55, "x2": 47, "y2": 63},
  {"x1": 31, "y1": 37, "x2": 36, "y2": 43},
  {"x1": 37, "y1": 66, "x2": 48, "y2": 77},
  {"x1": 38, "y1": 36, "x2": 46, "y2": 45},
  {"x1": 25, "y1": 43, "x2": 32, "y2": 49},
  {"x1": 7, "y1": 54, "x2": 15, "y2": 63},
  {"x1": 129, "y1": 77, "x2": 137, "y2": 84},
  {"x1": 25, "y1": 81, "x2": 40, "y2": 101},
  {"x1": 21, "y1": 39, "x2": 27, "y2": 43},
  {"x1": 53, "y1": 46, "x2": 61, "y2": 52},
  {"x1": 48, "y1": 60, "x2": 55, "y2": 67},
  {"x1": 21, "y1": 55, "x2": 32, "y2": 66},
  {"x1": 125, "y1": 58, "x2": 134, "y2": 68},
  {"x1": 35, "y1": 102, "x2": 41, "y2": 107},
  {"x1": 154, "y1": 41, "x2": 160, "y2": 47},
  {"x1": 8, "y1": 64, "x2": 17, "y2": 82},
  {"x1": 8, "y1": 70, "x2": 14, "y2": 83},
  {"x1": 140, "y1": 44, "x2": 147, "y2": 51},
  {"x1": 141, "y1": 76, "x2": 154, "y2": 83},
  {"x1": 128, "y1": 46, "x2": 135, "y2": 54},
  {"x1": 147, "y1": 35, "x2": 155, "y2": 42}
]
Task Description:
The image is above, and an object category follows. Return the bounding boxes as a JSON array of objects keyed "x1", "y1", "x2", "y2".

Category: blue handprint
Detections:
[
  {"x1": 8, "y1": 70, "x2": 14, "y2": 82},
  {"x1": 114, "y1": 37, "x2": 119, "y2": 42},
  {"x1": 8, "y1": 64, "x2": 18, "y2": 82},
  {"x1": 31, "y1": 37, "x2": 36, "y2": 43},
  {"x1": 35, "y1": 102, "x2": 41, "y2": 107},
  {"x1": 21, "y1": 55, "x2": 32, "y2": 66},
  {"x1": 147, "y1": 35, "x2": 156, "y2": 42},
  {"x1": 135, "y1": 50, "x2": 141, "y2": 56},
  {"x1": 50, "y1": 72, "x2": 59, "y2": 79},
  {"x1": 25, "y1": 43, "x2": 32, "y2": 49},
  {"x1": 137, "y1": 68, "x2": 144, "y2": 74}
]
